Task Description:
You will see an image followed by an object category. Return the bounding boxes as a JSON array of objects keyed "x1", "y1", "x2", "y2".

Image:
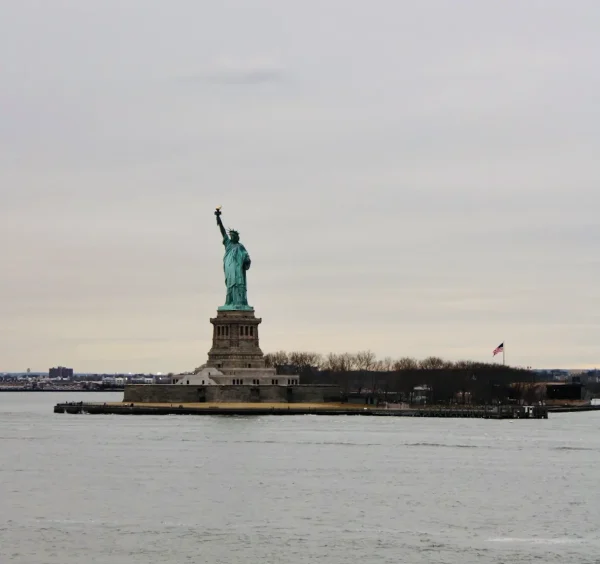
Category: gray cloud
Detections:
[{"x1": 184, "y1": 57, "x2": 286, "y2": 84}]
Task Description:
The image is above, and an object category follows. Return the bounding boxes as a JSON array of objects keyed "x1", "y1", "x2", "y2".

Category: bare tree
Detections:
[
  {"x1": 419, "y1": 356, "x2": 448, "y2": 370},
  {"x1": 288, "y1": 351, "x2": 307, "y2": 369},
  {"x1": 288, "y1": 351, "x2": 322, "y2": 372},
  {"x1": 379, "y1": 356, "x2": 394, "y2": 371},
  {"x1": 355, "y1": 350, "x2": 377, "y2": 371},
  {"x1": 322, "y1": 352, "x2": 358, "y2": 372},
  {"x1": 393, "y1": 357, "x2": 419, "y2": 371},
  {"x1": 323, "y1": 353, "x2": 343, "y2": 372},
  {"x1": 303, "y1": 352, "x2": 323, "y2": 370},
  {"x1": 264, "y1": 351, "x2": 289, "y2": 370},
  {"x1": 340, "y1": 352, "x2": 359, "y2": 371}
]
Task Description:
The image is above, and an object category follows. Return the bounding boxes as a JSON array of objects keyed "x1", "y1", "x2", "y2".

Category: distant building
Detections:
[{"x1": 49, "y1": 366, "x2": 74, "y2": 379}]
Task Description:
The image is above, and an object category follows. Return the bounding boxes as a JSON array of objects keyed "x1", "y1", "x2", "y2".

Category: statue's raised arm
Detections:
[{"x1": 215, "y1": 206, "x2": 228, "y2": 242}]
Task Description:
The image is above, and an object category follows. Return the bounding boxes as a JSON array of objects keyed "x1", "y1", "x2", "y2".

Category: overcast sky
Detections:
[{"x1": 1, "y1": 0, "x2": 599, "y2": 373}]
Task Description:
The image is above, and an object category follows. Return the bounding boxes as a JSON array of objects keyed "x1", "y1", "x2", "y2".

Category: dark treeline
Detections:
[
  {"x1": 264, "y1": 350, "x2": 538, "y2": 404},
  {"x1": 586, "y1": 381, "x2": 600, "y2": 397}
]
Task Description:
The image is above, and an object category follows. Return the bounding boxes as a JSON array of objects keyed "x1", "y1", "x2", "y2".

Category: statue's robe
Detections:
[{"x1": 222, "y1": 235, "x2": 251, "y2": 307}]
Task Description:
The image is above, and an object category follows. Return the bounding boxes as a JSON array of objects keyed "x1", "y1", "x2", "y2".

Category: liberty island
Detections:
[{"x1": 52, "y1": 207, "x2": 552, "y2": 417}]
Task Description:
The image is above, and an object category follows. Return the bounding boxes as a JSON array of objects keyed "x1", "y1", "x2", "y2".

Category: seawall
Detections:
[
  {"x1": 123, "y1": 384, "x2": 342, "y2": 404},
  {"x1": 53, "y1": 402, "x2": 550, "y2": 418}
]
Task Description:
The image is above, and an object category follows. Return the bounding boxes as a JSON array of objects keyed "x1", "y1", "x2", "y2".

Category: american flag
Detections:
[{"x1": 493, "y1": 342, "x2": 504, "y2": 356}]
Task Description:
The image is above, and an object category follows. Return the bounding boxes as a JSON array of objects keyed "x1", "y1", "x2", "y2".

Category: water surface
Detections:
[{"x1": 1, "y1": 392, "x2": 599, "y2": 563}]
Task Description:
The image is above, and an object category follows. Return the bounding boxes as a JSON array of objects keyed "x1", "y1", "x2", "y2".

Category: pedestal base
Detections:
[{"x1": 177, "y1": 366, "x2": 298, "y2": 386}]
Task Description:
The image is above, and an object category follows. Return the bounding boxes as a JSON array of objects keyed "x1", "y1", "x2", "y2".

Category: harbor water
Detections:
[{"x1": 1, "y1": 392, "x2": 599, "y2": 563}]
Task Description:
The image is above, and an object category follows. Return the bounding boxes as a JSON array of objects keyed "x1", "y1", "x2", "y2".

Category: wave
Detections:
[
  {"x1": 404, "y1": 442, "x2": 482, "y2": 449},
  {"x1": 210, "y1": 439, "x2": 487, "y2": 448},
  {"x1": 487, "y1": 537, "x2": 584, "y2": 545},
  {"x1": 553, "y1": 446, "x2": 598, "y2": 452},
  {"x1": 213, "y1": 439, "x2": 385, "y2": 447}
]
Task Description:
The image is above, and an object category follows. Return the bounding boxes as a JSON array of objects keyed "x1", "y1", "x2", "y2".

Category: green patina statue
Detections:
[{"x1": 214, "y1": 207, "x2": 253, "y2": 311}]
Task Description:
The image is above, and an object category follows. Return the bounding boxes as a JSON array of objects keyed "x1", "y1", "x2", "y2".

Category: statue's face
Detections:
[{"x1": 230, "y1": 232, "x2": 240, "y2": 243}]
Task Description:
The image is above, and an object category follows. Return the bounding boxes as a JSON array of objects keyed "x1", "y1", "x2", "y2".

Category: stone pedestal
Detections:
[
  {"x1": 196, "y1": 309, "x2": 299, "y2": 386},
  {"x1": 207, "y1": 309, "x2": 267, "y2": 370}
]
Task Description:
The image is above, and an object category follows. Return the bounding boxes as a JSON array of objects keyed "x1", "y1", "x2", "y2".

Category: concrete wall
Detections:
[
  {"x1": 124, "y1": 385, "x2": 201, "y2": 404},
  {"x1": 291, "y1": 386, "x2": 342, "y2": 403},
  {"x1": 124, "y1": 384, "x2": 341, "y2": 404}
]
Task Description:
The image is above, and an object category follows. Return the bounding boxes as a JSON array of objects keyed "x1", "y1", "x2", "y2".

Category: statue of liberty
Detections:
[{"x1": 214, "y1": 207, "x2": 253, "y2": 311}]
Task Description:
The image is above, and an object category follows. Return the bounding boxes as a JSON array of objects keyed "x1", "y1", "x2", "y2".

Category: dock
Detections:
[{"x1": 53, "y1": 402, "x2": 549, "y2": 419}]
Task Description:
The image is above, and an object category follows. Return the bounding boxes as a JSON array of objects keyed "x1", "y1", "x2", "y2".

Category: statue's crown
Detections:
[{"x1": 227, "y1": 228, "x2": 239, "y2": 237}]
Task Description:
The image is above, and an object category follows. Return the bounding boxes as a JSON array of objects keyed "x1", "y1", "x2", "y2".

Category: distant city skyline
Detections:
[
  {"x1": 1, "y1": 1, "x2": 599, "y2": 371},
  {"x1": 1, "y1": 365, "x2": 598, "y2": 378}
]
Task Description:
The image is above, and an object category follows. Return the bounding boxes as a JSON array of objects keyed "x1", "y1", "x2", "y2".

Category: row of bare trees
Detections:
[
  {"x1": 264, "y1": 350, "x2": 485, "y2": 373},
  {"x1": 262, "y1": 350, "x2": 539, "y2": 404}
]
